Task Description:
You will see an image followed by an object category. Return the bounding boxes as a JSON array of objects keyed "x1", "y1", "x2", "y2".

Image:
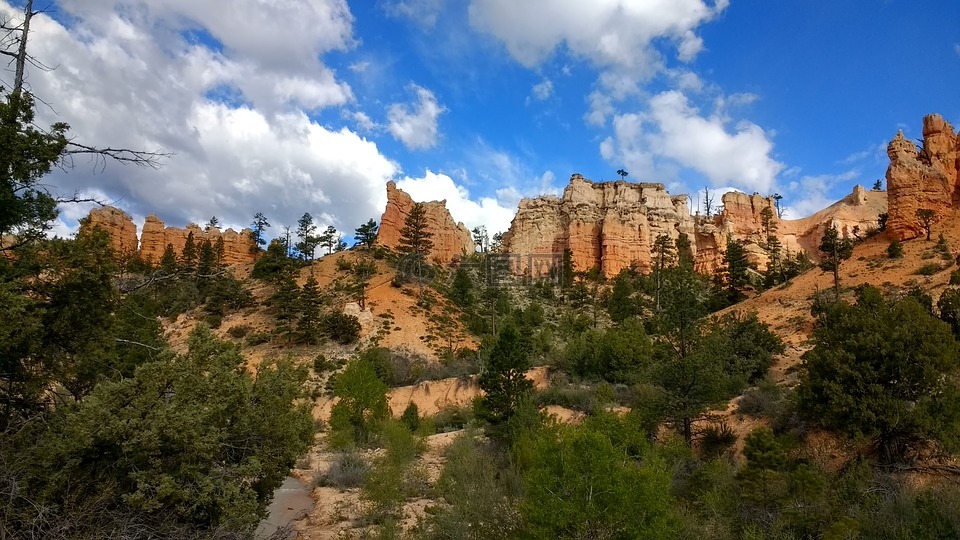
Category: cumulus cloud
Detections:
[
  {"x1": 600, "y1": 90, "x2": 783, "y2": 194},
  {"x1": 5, "y1": 1, "x2": 399, "y2": 238},
  {"x1": 387, "y1": 84, "x2": 446, "y2": 150},
  {"x1": 396, "y1": 170, "x2": 517, "y2": 234},
  {"x1": 469, "y1": 0, "x2": 728, "y2": 124}
]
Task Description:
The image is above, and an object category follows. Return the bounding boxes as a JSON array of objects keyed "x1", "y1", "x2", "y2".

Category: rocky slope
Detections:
[
  {"x1": 85, "y1": 207, "x2": 258, "y2": 265},
  {"x1": 376, "y1": 181, "x2": 474, "y2": 263},
  {"x1": 501, "y1": 174, "x2": 886, "y2": 278},
  {"x1": 886, "y1": 114, "x2": 960, "y2": 240}
]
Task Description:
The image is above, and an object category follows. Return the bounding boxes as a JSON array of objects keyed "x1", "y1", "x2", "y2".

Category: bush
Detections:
[
  {"x1": 887, "y1": 238, "x2": 904, "y2": 259},
  {"x1": 951, "y1": 270, "x2": 960, "y2": 286},
  {"x1": 915, "y1": 263, "x2": 942, "y2": 276},
  {"x1": 324, "y1": 312, "x2": 361, "y2": 344},
  {"x1": 431, "y1": 405, "x2": 474, "y2": 433},
  {"x1": 401, "y1": 403, "x2": 420, "y2": 432},
  {"x1": 226, "y1": 324, "x2": 251, "y2": 339},
  {"x1": 244, "y1": 331, "x2": 271, "y2": 346},
  {"x1": 738, "y1": 382, "x2": 785, "y2": 418},
  {"x1": 336, "y1": 258, "x2": 353, "y2": 272},
  {"x1": 534, "y1": 384, "x2": 598, "y2": 414},
  {"x1": 313, "y1": 354, "x2": 334, "y2": 374},
  {"x1": 317, "y1": 451, "x2": 369, "y2": 489},
  {"x1": 699, "y1": 421, "x2": 736, "y2": 458}
]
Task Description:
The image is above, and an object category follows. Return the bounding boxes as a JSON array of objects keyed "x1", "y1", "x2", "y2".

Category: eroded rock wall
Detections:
[
  {"x1": 886, "y1": 114, "x2": 960, "y2": 240},
  {"x1": 84, "y1": 207, "x2": 258, "y2": 266},
  {"x1": 376, "y1": 181, "x2": 474, "y2": 263},
  {"x1": 503, "y1": 175, "x2": 887, "y2": 278}
]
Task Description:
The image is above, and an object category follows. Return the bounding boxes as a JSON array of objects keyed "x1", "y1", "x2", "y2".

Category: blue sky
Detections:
[{"x1": 3, "y1": 0, "x2": 958, "y2": 239}]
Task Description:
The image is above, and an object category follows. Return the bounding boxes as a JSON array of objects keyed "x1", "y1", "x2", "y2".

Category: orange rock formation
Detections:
[
  {"x1": 502, "y1": 175, "x2": 886, "y2": 278},
  {"x1": 140, "y1": 215, "x2": 258, "y2": 265},
  {"x1": 86, "y1": 207, "x2": 138, "y2": 256},
  {"x1": 885, "y1": 114, "x2": 960, "y2": 240},
  {"x1": 376, "y1": 181, "x2": 474, "y2": 263},
  {"x1": 84, "y1": 207, "x2": 258, "y2": 266}
]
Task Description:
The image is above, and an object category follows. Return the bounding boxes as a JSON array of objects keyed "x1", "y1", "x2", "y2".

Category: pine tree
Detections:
[
  {"x1": 652, "y1": 233, "x2": 675, "y2": 312},
  {"x1": 249, "y1": 212, "x2": 270, "y2": 251},
  {"x1": 398, "y1": 202, "x2": 434, "y2": 291},
  {"x1": 160, "y1": 243, "x2": 178, "y2": 274},
  {"x1": 295, "y1": 275, "x2": 324, "y2": 344},
  {"x1": 354, "y1": 219, "x2": 379, "y2": 249},
  {"x1": 723, "y1": 236, "x2": 750, "y2": 301},
  {"x1": 818, "y1": 225, "x2": 853, "y2": 298},
  {"x1": 296, "y1": 212, "x2": 318, "y2": 260},
  {"x1": 476, "y1": 324, "x2": 533, "y2": 434},
  {"x1": 180, "y1": 231, "x2": 198, "y2": 273}
]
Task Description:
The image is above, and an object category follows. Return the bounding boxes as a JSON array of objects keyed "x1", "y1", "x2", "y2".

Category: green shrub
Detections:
[
  {"x1": 313, "y1": 354, "x2": 334, "y2": 374},
  {"x1": 699, "y1": 421, "x2": 736, "y2": 458},
  {"x1": 226, "y1": 324, "x2": 251, "y2": 339},
  {"x1": 950, "y1": 270, "x2": 960, "y2": 285},
  {"x1": 431, "y1": 405, "x2": 474, "y2": 433},
  {"x1": 401, "y1": 403, "x2": 420, "y2": 432},
  {"x1": 244, "y1": 331, "x2": 271, "y2": 346},
  {"x1": 324, "y1": 312, "x2": 361, "y2": 344},
  {"x1": 887, "y1": 238, "x2": 904, "y2": 259},
  {"x1": 738, "y1": 382, "x2": 785, "y2": 418},
  {"x1": 915, "y1": 263, "x2": 942, "y2": 276}
]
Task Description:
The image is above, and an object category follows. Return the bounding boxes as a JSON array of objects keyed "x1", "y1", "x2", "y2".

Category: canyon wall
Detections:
[
  {"x1": 502, "y1": 174, "x2": 886, "y2": 278},
  {"x1": 886, "y1": 114, "x2": 960, "y2": 240},
  {"x1": 376, "y1": 181, "x2": 474, "y2": 263},
  {"x1": 84, "y1": 207, "x2": 258, "y2": 266}
]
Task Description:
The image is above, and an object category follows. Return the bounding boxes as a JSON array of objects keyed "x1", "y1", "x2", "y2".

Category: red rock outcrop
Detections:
[
  {"x1": 503, "y1": 175, "x2": 887, "y2": 278},
  {"x1": 85, "y1": 206, "x2": 138, "y2": 256},
  {"x1": 376, "y1": 181, "x2": 474, "y2": 263},
  {"x1": 885, "y1": 114, "x2": 960, "y2": 240},
  {"x1": 502, "y1": 174, "x2": 714, "y2": 277},
  {"x1": 84, "y1": 207, "x2": 258, "y2": 266},
  {"x1": 139, "y1": 215, "x2": 257, "y2": 266}
]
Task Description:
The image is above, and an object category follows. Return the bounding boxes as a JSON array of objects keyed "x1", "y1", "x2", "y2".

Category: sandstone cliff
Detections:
[
  {"x1": 140, "y1": 215, "x2": 257, "y2": 266},
  {"x1": 502, "y1": 175, "x2": 886, "y2": 278},
  {"x1": 502, "y1": 174, "x2": 716, "y2": 277},
  {"x1": 84, "y1": 207, "x2": 258, "y2": 266},
  {"x1": 86, "y1": 207, "x2": 138, "y2": 256},
  {"x1": 376, "y1": 181, "x2": 474, "y2": 263},
  {"x1": 885, "y1": 114, "x2": 960, "y2": 240}
]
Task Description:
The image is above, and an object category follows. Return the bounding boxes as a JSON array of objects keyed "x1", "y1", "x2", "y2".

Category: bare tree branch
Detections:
[{"x1": 63, "y1": 141, "x2": 172, "y2": 171}]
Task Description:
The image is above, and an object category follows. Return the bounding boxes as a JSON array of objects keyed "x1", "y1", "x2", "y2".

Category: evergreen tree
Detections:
[
  {"x1": 355, "y1": 218, "x2": 379, "y2": 249},
  {"x1": 799, "y1": 286, "x2": 960, "y2": 462},
  {"x1": 476, "y1": 324, "x2": 533, "y2": 433},
  {"x1": 450, "y1": 265, "x2": 474, "y2": 307},
  {"x1": 723, "y1": 236, "x2": 751, "y2": 301},
  {"x1": 675, "y1": 232, "x2": 693, "y2": 268},
  {"x1": 180, "y1": 231, "x2": 198, "y2": 273},
  {"x1": 0, "y1": 91, "x2": 67, "y2": 249},
  {"x1": 205, "y1": 216, "x2": 220, "y2": 231},
  {"x1": 159, "y1": 243, "x2": 178, "y2": 274},
  {"x1": 398, "y1": 202, "x2": 434, "y2": 291},
  {"x1": 818, "y1": 225, "x2": 853, "y2": 298},
  {"x1": 916, "y1": 208, "x2": 936, "y2": 241},
  {"x1": 319, "y1": 225, "x2": 338, "y2": 255},
  {"x1": 295, "y1": 212, "x2": 318, "y2": 260},
  {"x1": 249, "y1": 212, "x2": 270, "y2": 251},
  {"x1": 352, "y1": 257, "x2": 377, "y2": 309},
  {"x1": 213, "y1": 235, "x2": 226, "y2": 269},
  {"x1": 471, "y1": 225, "x2": 488, "y2": 253},
  {"x1": 652, "y1": 233, "x2": 675, "y2": 311},
  {"x1": 607, "y1": 272, "x2": 637, "y2": 324},
  {"x1": 196, "y1": 239, "x2": 215, "y2": 292},
  {"x1": 295, "y1": 274, "x2": 324, "y2": 345}
]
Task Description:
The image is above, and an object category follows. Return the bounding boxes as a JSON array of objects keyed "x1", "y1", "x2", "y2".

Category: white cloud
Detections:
[
  {"x1": 6, "y1": 1, "x2": 399, "y2": 239},
  {"x1": 396, "y1": 170, "x2": 517, "y2": 234},
  {"x1": 470, "y1": 0, "x2": 728, "y2": 126},
  {"x1": 345, "y1": 110, "x2": 378, "y2": 131},
  {"x1": 382, "y1": 0, "x2": 445, "y2": 28},
  {"x1": 781, "y1": 170, "x2": 859, "y2": 219},
  {"x1": 531, "y1": 79, "x2": 554, "y2": 101},
  {"x1": 387, "y1": 84, "x2": 446, "y2": 150},
  {"x1": 468, "y1": 0, "x2": 725, "y2": 71},
  {"x1": 601, "y1": 91, "x2": 783, "y2": 194}
]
